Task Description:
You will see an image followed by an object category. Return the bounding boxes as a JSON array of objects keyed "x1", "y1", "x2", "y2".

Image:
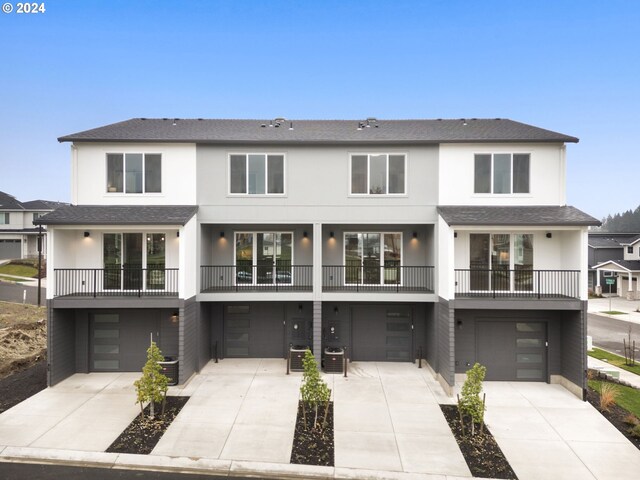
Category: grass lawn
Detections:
[
  {"x1": 589, "y1": 347, "x2": 640, "y2": 376},
  {"x1": 589, "y1": 379, "x2": 640, "y2": 418},
  {"x1": 0, "y1": 263, "x2": 38, "y2": 278}
]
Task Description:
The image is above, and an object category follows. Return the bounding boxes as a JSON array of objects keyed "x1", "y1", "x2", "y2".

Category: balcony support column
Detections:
[{"x1": 312, "y1": 223, "x2": 322, "y2": 364}]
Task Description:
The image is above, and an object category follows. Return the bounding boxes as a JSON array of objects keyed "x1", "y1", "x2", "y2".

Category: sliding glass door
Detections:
[
  {"x1": 344, "y1": 232, "x2": 402, "y2": 285},
  {"x1": 103, "y1": 233, "x2": 166, "y2": 291},
  {"x1": 235, "y1": 232, "x2": 293, "y2": 285}
]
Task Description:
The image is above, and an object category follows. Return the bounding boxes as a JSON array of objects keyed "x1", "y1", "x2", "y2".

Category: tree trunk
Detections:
[{"x1": 150, "y1": 400, "x2": 155, "y2": 420}]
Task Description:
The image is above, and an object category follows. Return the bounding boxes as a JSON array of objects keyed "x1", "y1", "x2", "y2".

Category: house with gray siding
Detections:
[{"x1": 36, "y1": 117, "x2": 599, "y2": 398}]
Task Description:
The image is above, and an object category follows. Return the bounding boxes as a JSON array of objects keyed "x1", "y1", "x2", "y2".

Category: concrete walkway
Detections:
[
  {"x1": 588, "y1": 296, "x2": 640, "y2": 325},
  {"x1": 588, "y1": 356, "x2": 640, "y2": 389},
  {"x1": 0, "y1": 273, "x2": 46, "y2": 288},
  {"x1": 0, "y1": 361, "x2": 639, "y2": 480}
]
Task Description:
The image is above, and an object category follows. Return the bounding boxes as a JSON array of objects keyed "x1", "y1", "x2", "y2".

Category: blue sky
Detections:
[{"x1": 0, "y1": 0, "x2": 638, "y2": 220}]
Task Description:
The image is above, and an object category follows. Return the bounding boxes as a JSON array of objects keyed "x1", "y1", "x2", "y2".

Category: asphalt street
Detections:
[
  {"x1": 0, "y1": 462, "x2": 249, "y2": 480},
  {"x1": 0, "y1": 282, "x2": 46, "y2": 306},
  {"x1": 587, "y1": 312, "x2": 640, "y2": 354}
]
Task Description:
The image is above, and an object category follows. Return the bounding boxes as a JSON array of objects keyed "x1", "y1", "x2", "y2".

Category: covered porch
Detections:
[{"x1": 593, "y1": 259, "x2": 640, "y2": 299}]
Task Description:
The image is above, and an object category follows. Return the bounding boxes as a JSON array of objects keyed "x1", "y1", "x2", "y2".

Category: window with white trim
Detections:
[
  {"x1": 627, "y1": 246, "x2": 634, "y2": 254},
  {"x1": 0, "y1": 212, "x2": 9, "y2": 224},
  {"x1": 229, "y1": 154, "x2": 285, "y2": 195},
  {"x1": 106, "y1": 153, "x2": 161, "y2": 194},
  {"x1": 350, "y1": 154, "x2": 406, "y2": 195},
  {"x1": 474, "y1": 153, "x2": 530, "y2": 194}
]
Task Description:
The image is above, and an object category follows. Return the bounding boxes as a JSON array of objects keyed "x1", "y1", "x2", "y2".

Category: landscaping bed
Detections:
[
  {"x1": 440, "y1": 404, "x2": 517, "y2": 480},
  {"x1": 290, "y1": 400, "x2": 334, "y2": 466},
  {"x1": 0, "y1": 358, "x2": 47, "y2": 413},
  {"x1": 106, "y1": 396, "x2": 189, "y2": 454},
  {"x1": 587, "y1": 379, "x2": 640, "y2": 450}
]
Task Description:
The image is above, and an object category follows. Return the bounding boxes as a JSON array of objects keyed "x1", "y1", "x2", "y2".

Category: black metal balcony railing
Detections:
[
  {"x1": 323, "y1": 265, "x2": 434, "y2": 292},
  {"x1": 54, "y1": 268, "x2": 179, "y2": 297},
  {"x1": 454, "y1": 269, "x2": 580, "y2": 299},
  {"x1": 200, "y1": 265, "x2": 313, "y2": 292}
]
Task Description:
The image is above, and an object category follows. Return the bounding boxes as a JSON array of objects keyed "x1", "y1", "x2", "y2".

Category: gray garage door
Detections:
[
  {"x1": 224, "y1": 305, "x2": 285, "y2": 358},
  {"x1": 352, "y1": 306, "x2": 412, "y2": 361},
  {"x1": 90, "y1": 313, "x2": 159, "y2": 372},
  {"x1": 0, "y1": 239, "x2": 21, "y2": 260},
  {"x1": 477, "y1": 321, "x2": 547, "y2": 381}
]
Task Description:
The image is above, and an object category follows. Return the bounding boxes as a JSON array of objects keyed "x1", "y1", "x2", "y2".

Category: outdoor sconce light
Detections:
[
  {"x1": 454, "y1": 232, "x2": 458, "y2": 238},
  {"x1": 334, "y1": 306, "x2": 339, "y2": 315},
  {"x1": 298, "y1": 304, "x2": 303, "y2": 313},
  {"x1": 220, "y1": 231, "x2": 225, "y2": 238},
  {"x1": 83, "y1": 231, "x2": 90, "y2": 238},
  {"x1": 293, "y1": 322, "x2": 299, "y2": 330},
  {"x1": 413, "y1": 231, "x2": 418, "y2": 239},
  {"x1": 457, "y1": 319, "x2": 463, "y2": 329},
  {"x1": 329, "y1": 231, "x2": 334, "y2": 239},
  {"x1": 170, "y1": 312, "x2": 179, "y2": 324},
  {"x1": 546, "y1": 232, "x2": 552, "y2": 238},
  {"x1": 330, "y1": 326, "x2": 335, "y2": 334},
  {"x1": 303, "y1": 231, "x2": 308, "y2": 238},
  {"x1": 177, "y1": 231, "x2": 180, "y2": 238}
]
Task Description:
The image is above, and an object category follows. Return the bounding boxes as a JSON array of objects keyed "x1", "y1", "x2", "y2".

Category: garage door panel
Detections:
[
  {"x1": 223, "y1": 306, "x2": 284, "y2": 358},
  {"x1": 0, "y1": 239, "x2": 21, "y2": 260},
  {"x1": 477, "y1": 320, "x2": 546, "y2": 381},
  {"x1": 352, "y1": 306, "x2": 412, "y2": 362}
]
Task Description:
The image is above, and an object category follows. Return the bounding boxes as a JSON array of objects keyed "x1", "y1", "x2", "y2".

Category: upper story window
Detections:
[
  {"x1": 106, "y1": 153, "x2": 162, "y2": 194},
  {"x1": 32, "y1": 212, "x2": 44, "y2": 221},
  {"x1": 229, "y1": 154, "x2": 285, "y2": 195},
  {"x1": 0, "y1": 213, "x2": 9, "y2": 224},
  {"x1": 628, "y1": 246, "x2": 634, "y2": 254},
  {"x1": 474, "y1": 153, "x2": 530, "y2": 194},
  {"x1": 350, "y1": 154, "x2": 406, "y2": 195}
]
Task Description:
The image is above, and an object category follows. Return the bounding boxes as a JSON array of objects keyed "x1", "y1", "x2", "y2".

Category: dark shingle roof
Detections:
[
  {"x1": 437, "y1": 206, "x2": 600, "y2": 226},
  {"x1": 588, "y1": 237, "x2": 626, "y2": 248},
  {"x1": 0, "y1": 191, "x2": 25, "y2": 210},
  {"x1": 22, "y1": 199, "x2": 69, "y2": 210},
  {"x1": 34, "y1": 205, "x2": 197, "y2": 226},
  {"x1": 592, "y1": 259, "x2": 640, "y2": 271},
  {"x1": 58, "y1": 118, "x2": 579, "y2": 144}
]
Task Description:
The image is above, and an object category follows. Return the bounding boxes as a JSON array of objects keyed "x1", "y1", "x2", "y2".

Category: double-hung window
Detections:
[
  {"x1": 106, "y1": 154, "x2": 162, "y2": 194},
  {"x1": 344, "y1": 232, "x2": 402, "y2": 285},
  {"x1": 474, "y1": 153, "x2": 530, "y2": 194},
  {"x1": 350, "y1": 154, "x2": 406, "y2": 195},
  {"x1": 229, "y1": 154, "x2": 285, "y2": 195}
]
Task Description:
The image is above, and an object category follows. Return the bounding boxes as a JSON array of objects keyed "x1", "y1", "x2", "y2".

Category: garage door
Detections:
[
  {"x1": 0, "y1": 239, "x2": 21, "y2": 260},
  {"x1": 477, "y1": 321, "x2": 547, "y2": 381},
  {"x1": 352, "y1": 306, "x2": 412, "y2": 361},
  {"x1": 90, "y1": 313, "x2": 159, "y2": 371},
  {"x1": 224, "y1": 305, "x2": 284, "y2": 358}
]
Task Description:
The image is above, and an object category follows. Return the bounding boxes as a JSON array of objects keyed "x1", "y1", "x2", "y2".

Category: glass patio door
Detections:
[
  {"x1": 344, "y1": 233, "x2": 401, "y2": 285},
  {"x1": 235, "y1": 232, "x2": 293, "y2": 285},
  {"x1": 469, "y1": 234, "x2": 533, "y2": 292},
  {"x1": 103, "y1": 233, "x2": 165, "y2": 291}
]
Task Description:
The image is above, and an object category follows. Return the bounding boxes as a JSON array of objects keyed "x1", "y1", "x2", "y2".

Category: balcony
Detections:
[
  {"x1": 454, "y1": 269, "x2": 580, "y2": 299},
  {"x1": 323, "y1": 265, "x2": 434, "y2": 293},
  {"x1": 200, "y1": 265, "x2": 313, "y2": 292},
  {"x1": 54, "y1": 268, "x2": 179, "y2": 297}
]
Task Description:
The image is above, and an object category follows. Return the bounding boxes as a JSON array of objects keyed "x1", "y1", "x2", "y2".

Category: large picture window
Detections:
[
  {"x1": 229, "y1": 154, "x2": 285, "y2": 195},
  {"x1": 350, "y1": 154, "x2": 406, "y2": 195},
  {"x1": 469, "y1": 233, "x2": 533, "y2": 291},
  {"x1": 235, "y1": 232, "x2": 292, "y2": 284},
  {"x1": 344, "y1": 232, "x2": 402, "y2": 285},
  {"x1": 474, "y1": 153, "x2": 530, "y2": 194},
  {"x1": 106, "y1": 153, "x2": 162, "y2": 194}
]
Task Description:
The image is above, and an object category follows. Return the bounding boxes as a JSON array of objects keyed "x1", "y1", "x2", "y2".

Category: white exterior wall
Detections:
[
  {"x1": 438, "y1": 143, "x2": 566, "y2": 205},
  {"x1": 180, "y1": 216, "x2": 197, "y2": 299},
  {"x1": 437, "y1": 216, "x2": 454, "y2": 299},
  {"x1": 196, "y1": 144, "x2": 439, "y2": 224},
  {"x1": 72, "y1": 143, "x2": 197, "y2": 205}
]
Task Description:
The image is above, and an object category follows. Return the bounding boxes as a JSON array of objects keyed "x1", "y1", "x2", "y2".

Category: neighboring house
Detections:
[
  {"x1": 0, "y1": 191, "x2": 67, "y2": 260},
  {"x1": 36, "y1": 117, "x2": 599, "y2": 399},
  {"x1": 587, "y1": 232, "x2": 640, "y2": 293},
  {"x1": 592, "y1": 233, "x2": 640, "y2": 299}
]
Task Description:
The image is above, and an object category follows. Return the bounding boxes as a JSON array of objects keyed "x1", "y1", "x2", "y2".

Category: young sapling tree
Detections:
[
  {"x1": 300, "y1": 349, "x2": 331, "y2": 431},
  {"x1": 134, "y1": 340, "x2": 169, "y2": 420},
  {"x1": 457, "y1": 362, "x2": 487, "y2": 436}
]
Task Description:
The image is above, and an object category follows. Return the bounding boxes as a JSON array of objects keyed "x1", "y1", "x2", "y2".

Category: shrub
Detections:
[
  {"x1": 599, "y1": 382, "x2": 619, "y2": 412},
  {"x1": 623, "y1": 413, "x2": 640, "y2": 426},
  {"x1": 458, "y1": 363, "x2": 487, "y2": 436},
  {"x1": 300, "y1": 349, "x2": 331, "y2": 431},
  {"x1": 133, "y1": 341, "x2": 169, "y2": 420},
  {"x1": 630, "y1": 424, "x2": 640, "y2": 438}
]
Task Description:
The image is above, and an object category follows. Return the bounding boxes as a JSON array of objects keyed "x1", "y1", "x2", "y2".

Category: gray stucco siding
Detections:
[
  {"x1": 437, "y1": 297, "x2": 455, "y2": 387},
  {"x1": 48, "y1": 307, "x2": 76, "y2": 386},
  {"x1": 179, "y1": 296, "x2": 199, "y2": 383}
]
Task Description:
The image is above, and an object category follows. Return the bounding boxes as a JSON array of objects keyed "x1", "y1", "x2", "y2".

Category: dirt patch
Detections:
[
  {"x1": 0, "y1": 358, "x2": 47, "y2": 413},
  {"x1": 586, "y1": 385, "x2": 640, "y2": 450},
  {"x1": 0, "y1": 301, "x2": 47, "y2": 379},
  {"x1": 290, "y1": 401, "x2": 334, "y2": 466},
  {"x1": 106, "y1": 396, "x2": 189, "y2": 454},
  {"x1": 0, "y1": 301, "x2": 46, "y2": 328},
  {"x1": 440, "y1": 404, "x2": 518, "y2": 479}
]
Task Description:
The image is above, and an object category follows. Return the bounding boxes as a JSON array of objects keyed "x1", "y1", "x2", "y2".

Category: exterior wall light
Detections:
[
  {"x1": 220, "y1": 231, "x2": 225, "y2": 238},
  {"x1": 330, "y1": 231, "x2": 334, "y2": 239},
  {"x1": 170, "y1": 312, "x2": 179, "y2": 324},
  {"x1": 84, "y1": 231, "x2": 90, "y2": 238},
  {"x1": 413, "y1": 231, "x2": 418, "y2": 239},
  {"x1": 303, "y1": 231, "x2": 308, "y2": 238},
  {"x1": 546, "y1": 232, "x2": 552, "y2": 239}
]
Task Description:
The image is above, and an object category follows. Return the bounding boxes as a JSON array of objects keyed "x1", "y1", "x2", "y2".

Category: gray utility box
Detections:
[
  {"x1": 159, "y1": 357, "x2": 179, "y2": 386},
  {"x1": 289, "y1": 346, "x2": 308, "y2": 372},
  {"x1": 324, "y1": 347, "x2": 344, "y2": 374}
]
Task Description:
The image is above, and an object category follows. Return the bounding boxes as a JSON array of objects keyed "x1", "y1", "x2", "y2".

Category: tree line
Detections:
[{"x1": 598, "y1": 205, "x2": 640, "y2": 232}]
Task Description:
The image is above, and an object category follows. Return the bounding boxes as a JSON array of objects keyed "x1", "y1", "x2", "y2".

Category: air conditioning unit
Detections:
[
  {"x1": 289, "y1": 345, "x2": 308, "y2": 371},
  {"x1": 324, "y1": 347, "x2": 344, "y2": 374}
]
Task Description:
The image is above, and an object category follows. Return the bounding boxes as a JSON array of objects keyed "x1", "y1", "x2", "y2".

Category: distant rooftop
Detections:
[
  {"x1": 58, "y1": 118, "x2": 579, "y2": 144},
  {"x1": 0, "y1": 191, "x2": 68, "y2": 211}
]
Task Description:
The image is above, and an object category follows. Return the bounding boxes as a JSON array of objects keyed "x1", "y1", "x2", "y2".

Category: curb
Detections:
[{"x1": 0, "y1": 445, "x2": 492, "y2": 480}]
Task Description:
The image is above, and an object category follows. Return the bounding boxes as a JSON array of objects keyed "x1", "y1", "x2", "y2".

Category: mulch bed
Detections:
[
  {"x1": 106, "y1": 396, "x2": 189, "y2": 454},
  {"x1": 0, "y1": 357, "x2": 47, "y2": 414},
  {"x1": 440, "y1": 405, "x2": 518, "y2": 480},
  {"x1": 586, "y1": 385, "x2": 640, "y2": 450},
  {"x1": 290, "y1": 401, "x2": 334, "y2": 466}
]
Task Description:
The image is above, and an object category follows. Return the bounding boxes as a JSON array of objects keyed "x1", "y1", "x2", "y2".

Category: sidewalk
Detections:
[
  {"x1": 588, "y1": 356, "x2": 640, "y2": 389},
  {"x1": 588, "y1": 296, "x2": 640, "y2": 325},
  {"x1": 0, "y1": 273, "x2": 46, "y2": 288}
]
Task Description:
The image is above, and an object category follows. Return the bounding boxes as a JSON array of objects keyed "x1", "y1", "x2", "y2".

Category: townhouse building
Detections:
[
  {"x1": 0, "y1": 191, "x2": 67, "y2": 260},
  {"x1": 37, "y1": 118, "x2": 599, "y2": 398}
]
